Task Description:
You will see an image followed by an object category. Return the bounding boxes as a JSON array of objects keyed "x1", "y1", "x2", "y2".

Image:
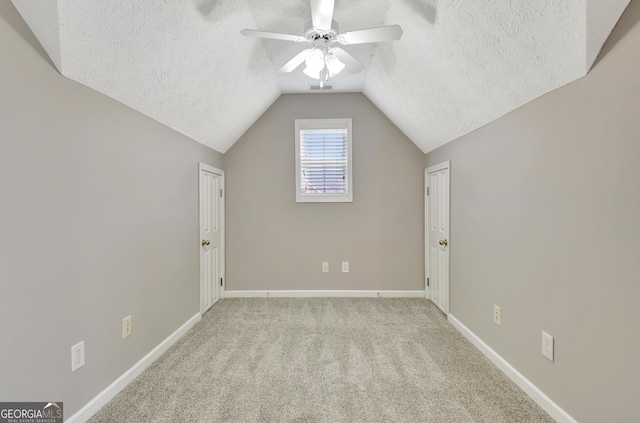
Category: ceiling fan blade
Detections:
[
  {"x1": 331, "y1": 48, "x2": 365, "y2": 74},
  {"x1": 337, "y1": 25, "x2": 403, "y2": 45},
  {"x1": 278, "y1": 49, "x2": 313, "y2": 73},
  {"x1": 241, "y1": 29, "x2": 307, "y2": 43},
  {"x1": 310, "y1": 0, "x2": 335, "y2": 31}
]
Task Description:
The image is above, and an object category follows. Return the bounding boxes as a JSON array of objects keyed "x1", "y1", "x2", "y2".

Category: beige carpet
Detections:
[{"x1": 90, "y1": 298, "x2": 553, "y2": 422}]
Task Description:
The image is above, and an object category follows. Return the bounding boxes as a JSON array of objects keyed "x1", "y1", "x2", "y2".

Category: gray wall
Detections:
[
  {"x1": 225, "y1": 93, "x2": 424, "y2": 291},
  {"x1": 425, "y1": 3, "x2": 640, "y2": 422},
  {"x1": 0, "y1": 3, "x2": 223, "y2": 418}
]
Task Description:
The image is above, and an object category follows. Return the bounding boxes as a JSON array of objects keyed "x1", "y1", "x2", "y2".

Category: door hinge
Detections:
[
  {"x1": 427, "y1": 187, "x2": 430, "y2": 196},
  {"x1": 220, "y1": 278, "x2": 223, "y2": 286},
  {"x1": 220, "y1": 188, "x2": 223, "y2": 197},
  {"x1": 427, "y1": 277, "x2": 430, "y2": 287}
]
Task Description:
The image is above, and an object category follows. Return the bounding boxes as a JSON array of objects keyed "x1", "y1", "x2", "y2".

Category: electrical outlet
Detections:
[
  {"x1": 71, "y1": 341, "x2": 85, "y2": 372},
  {"x1": 342, "y1": 262, "x2": 349, "y2": 273},
  {"x1": 542, "y1": 331, "x2": 554, "y2": 362},
  {"x1": 493, "y1": 305, "x2": 502, "y2": 325},
  {"x1": 122, "y1": 315, "x2": 132, "y2": 339},
  {"x1": 322, "y1": 262, "x2": 329, "y2": 273}
]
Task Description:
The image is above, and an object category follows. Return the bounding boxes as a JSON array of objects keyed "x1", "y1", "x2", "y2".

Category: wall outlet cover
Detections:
[
  {"x1": 122, "y1": 315, "x2": 132, "y2": 339},
  {"x1": 542, "y1": 331, "x2": 554, "y2": 362},
  {"x1": 71, "y1": 341, "x2": 85, "y2": 372},
  {"x1": 493, "y1": 305, "x2": 502, "y2": 326}
]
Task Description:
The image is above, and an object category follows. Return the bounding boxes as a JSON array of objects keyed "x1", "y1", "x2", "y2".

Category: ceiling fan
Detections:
[{"x1": 241, "y1": 0, "x2": 403, "y2": 85}]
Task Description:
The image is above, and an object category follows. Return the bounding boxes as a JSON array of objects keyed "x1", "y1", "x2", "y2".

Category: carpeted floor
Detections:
[{"x1": 90, "y1": 298, "x2": 554, "y2": 422}]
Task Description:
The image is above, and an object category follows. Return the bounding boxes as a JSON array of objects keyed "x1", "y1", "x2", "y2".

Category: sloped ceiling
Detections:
[{"x1": 12, "y1": 0, "x2": 629, "y2": 154}]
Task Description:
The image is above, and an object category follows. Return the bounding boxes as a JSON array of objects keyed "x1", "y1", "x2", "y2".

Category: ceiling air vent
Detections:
[{"x1": 309, "y1": 83, "x2": 334, "y2": 92}]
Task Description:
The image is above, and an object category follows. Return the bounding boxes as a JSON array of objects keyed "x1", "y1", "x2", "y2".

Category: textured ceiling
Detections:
[{"x1": 12, "y1": 0, "x2": 629, "y2": 154}]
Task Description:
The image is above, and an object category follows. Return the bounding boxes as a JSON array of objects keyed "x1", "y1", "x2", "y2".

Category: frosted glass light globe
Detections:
[
  {"x1": 325, "y1": 52, "x2": 345, "y2": 77},
  {"x1": 305, "y1": 49, "x2": 325, "y2": 72}
]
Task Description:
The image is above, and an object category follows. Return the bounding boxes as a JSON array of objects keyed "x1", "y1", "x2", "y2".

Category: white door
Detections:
[
  {"x1": 425, "y1": 162, "x2": 450, "y2": 314},
  {"x1": 199, "y1": 163, "x2": 224, "y2": 314}
]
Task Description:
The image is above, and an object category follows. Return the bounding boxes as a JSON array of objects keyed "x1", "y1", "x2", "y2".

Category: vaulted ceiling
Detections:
[{"x1": 12, "y1": 0, "x2": 630, "y2": 154}]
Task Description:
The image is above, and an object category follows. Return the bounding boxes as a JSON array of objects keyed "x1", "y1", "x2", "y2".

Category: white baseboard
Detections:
[
  {"x1": 448, "y1": 314, "x2": 577, "y2": 423},
  {"x1": 224, "y1": 290, "x2": 425, "y2": 298},
  {"x1": 66, "y1": 313, "x2": 201, "y2": 423}
]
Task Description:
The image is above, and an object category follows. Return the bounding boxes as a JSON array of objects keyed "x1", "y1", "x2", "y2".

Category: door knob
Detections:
[
  {"x1": 439, "y1": 239, "x2": 448, "y2": 246},
  {"x1": 202, "y1": 239, "x2": 210, "y2": 246}
]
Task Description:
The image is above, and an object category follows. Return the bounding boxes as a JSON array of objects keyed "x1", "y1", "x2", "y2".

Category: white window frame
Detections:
[{"x1": 295, "y1": 118, "x2": 353, "y2": 203}]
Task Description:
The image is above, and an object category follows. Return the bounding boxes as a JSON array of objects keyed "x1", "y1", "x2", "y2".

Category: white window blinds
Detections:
[
  {"x1": 300, "y1": 126, "x2": 347, "y2": 194},
  {"x1": 295, "y1": 119, "x2": 352, "y2": 203}
]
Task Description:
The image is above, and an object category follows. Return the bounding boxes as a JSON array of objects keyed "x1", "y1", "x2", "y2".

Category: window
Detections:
[{"x1": 295, "y1": 118, "x2": 353, "y2": 203}]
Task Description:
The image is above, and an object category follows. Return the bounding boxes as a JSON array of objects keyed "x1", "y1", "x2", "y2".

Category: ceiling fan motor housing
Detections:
[{"x1": 305, "y1": 20, "x2": 339, "y2": 47}]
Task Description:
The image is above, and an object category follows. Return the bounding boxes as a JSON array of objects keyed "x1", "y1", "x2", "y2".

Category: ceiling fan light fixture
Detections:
[
  {"x1": 305, "y1": 49, "x2": 325, "y2": 72},
  {"x1": 303, "y1": 66, "x2": 321, "y2": 79},
  {"x1": 325, "y1": 53, "x2": 345, "y2": 77}
]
